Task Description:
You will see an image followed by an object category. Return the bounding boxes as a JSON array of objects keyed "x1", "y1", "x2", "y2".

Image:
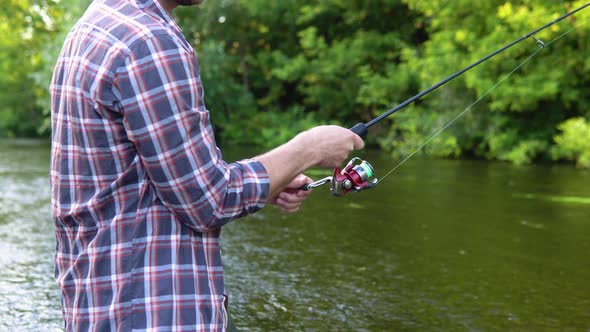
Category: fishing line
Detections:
[
  {"x1": 378, "y1": 16, "x2": 590, "y2": 184},
  {"x1": 300, "y1": 5, "x2": 590, "y2": 197},
  {"x1": 408, "y1": 9, "x2": 572, "y2": 60}
]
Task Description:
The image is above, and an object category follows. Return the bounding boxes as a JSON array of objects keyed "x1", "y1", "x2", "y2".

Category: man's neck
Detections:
[{"x1": 158, "y1": 0, "x2": 177, "y2": 15}]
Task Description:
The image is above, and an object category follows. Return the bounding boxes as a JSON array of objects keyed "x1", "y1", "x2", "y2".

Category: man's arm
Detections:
[
  {"x1": 115, "y1": 33, "x2": 271, "y2": 232},
  {"x1": 255, "y1": 125, "x2": 364, "y2": 199},
  {"x1": 115, "y1": 33, "x2": 363, "y2": 231}
]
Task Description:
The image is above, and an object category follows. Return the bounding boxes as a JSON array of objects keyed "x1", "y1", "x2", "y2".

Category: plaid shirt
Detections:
[{"x1": 50, "y1": 0, "x2": 269, "y2": 330}]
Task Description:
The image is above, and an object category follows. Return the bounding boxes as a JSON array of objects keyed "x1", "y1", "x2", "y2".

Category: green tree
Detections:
[
  {"x1": 175, "y1": 0, "x2": 419, "y2": 147},
  {"x1": 176, "y1": 0, "x2": 590, "y2": 168},
  {"x1": 387, "y1": 0, "x2": 590, "y2": 164},
  {"x1": 0, "y1": 0, "x2": 48, "y2": 136},
  {"x1": 552, "y1": 117, "x2": 590, "y2": 168},
  {"x1": 3, "y1": 0, "x2": 590, "y2": 168},
  {"x1": 0, "y1": 0, "x2": 89, "y2": 137}
]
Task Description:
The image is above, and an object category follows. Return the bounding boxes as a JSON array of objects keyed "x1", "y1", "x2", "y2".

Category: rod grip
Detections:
[{"x1": 349, "y1": 123, "x2": 368, "y2": 139}]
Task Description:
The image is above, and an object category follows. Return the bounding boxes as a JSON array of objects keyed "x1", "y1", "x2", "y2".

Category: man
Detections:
[{"x1": 50, "y1": 0, "x2": 363, "y2": 330}]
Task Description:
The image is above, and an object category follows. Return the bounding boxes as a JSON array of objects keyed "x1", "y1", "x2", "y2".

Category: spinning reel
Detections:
[{"x1": 301, "y1": 157, "x2": 378, "y2": 196}]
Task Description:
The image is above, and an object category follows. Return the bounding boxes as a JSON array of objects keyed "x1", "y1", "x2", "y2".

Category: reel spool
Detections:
[{"x1": 330, "y1": 158, "x2": 378, "y2": 196}]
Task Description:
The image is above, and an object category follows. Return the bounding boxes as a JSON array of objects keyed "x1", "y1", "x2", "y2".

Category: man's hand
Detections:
[
  {"x1": 255, "y1": 125, "x2": 364, "y2": 199},
  {"x1": 295, "y1": 125, "x2": 365, "y2": 169},
  {"x1": 269, "y1": 174, "x2": 313, "y2": 213}
]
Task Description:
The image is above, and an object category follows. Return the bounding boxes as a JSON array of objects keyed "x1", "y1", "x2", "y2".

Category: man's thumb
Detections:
[{"x1": 290, "y1": 174, "x2": 312, "y2": 189}]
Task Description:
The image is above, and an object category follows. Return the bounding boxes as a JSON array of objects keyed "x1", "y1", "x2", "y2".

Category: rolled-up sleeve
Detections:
[{"x1": 114, "y1": 32, "x2": 269, "y2": 232}]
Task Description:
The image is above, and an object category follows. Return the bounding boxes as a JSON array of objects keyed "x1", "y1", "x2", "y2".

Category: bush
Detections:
[{"x1": 552, "y1": 117, "x2": 590, "y2": 168}]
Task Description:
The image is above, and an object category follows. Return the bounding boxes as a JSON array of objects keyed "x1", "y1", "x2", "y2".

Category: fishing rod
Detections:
[
  {"x1": 303, "y1": 2, "x2": 590, "y2": 196},
  {"x1": 350, "y1": 2, "x2": 590, "y2": 138}
]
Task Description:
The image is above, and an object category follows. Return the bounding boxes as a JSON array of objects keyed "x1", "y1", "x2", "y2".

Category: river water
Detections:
[{"x1": 1, "y1": 139, "x2": 589, "y2": 331}]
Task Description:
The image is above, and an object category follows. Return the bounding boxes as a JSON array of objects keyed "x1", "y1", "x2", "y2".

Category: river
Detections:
[{"x1": 0, "y1": 139, "x2": 589, "y2": 331}]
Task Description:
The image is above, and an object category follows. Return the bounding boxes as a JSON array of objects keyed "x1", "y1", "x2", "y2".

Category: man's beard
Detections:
[{"x1": 174, "y1": 0, "x2": 203, "y2": 6}]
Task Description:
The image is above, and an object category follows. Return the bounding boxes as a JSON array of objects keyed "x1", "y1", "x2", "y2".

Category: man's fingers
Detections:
[
  {"x1": 275, "y1": 189, "x2": 311, "y2": 213},
  {"x1": 286, "y1": 174, "x2": 313, "y2": 189},
  {"x1": 352, "y1": 133, "x2": 365, "y2": 150},
  {"x1": 278, "y1": 191, "x2": 305, "y2": 204},
  {"x1": 276, "y1": 198, "x2": 301, "y2": 209},
  {"x1": 275, "y1": 197, "x2": 302, "y2": 212},
  {"x1": 270, "y1": 174, "x2": 315, "y2": 213}
]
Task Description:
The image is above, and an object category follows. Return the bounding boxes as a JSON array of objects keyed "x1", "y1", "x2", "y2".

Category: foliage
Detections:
[
  {"x1": 176, "y1": 0, "x2": 419, "y2": 147},
  {"x1": 2, "y1": 0, "x2": 590, "y2": 167},
  {"x1": 0, "y1": 0, "x2": 90, "y2": 137},
  {"x1": 0, "y1": 0, "x2": 48, "y2": 136},
  {"x1": 552, "y1": 117, "x2": 590, "y2": 168},
  {"x1": 175, "y1": 0, "x2": 590, "y2": 167},
  {"x1": 391, "y1": 0, "x2": 590, "y2": 165}
]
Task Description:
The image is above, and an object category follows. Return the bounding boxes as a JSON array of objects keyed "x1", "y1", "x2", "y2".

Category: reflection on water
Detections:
[
  {"x1": 1, "y1": 141, "x2": 589, "y2": 331},
  {"x1": 0, "y1": 140, "x2": 62, "y2": 331}
]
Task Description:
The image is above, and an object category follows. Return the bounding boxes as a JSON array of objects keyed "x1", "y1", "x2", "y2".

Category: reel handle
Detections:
[{"x1": 298, "y1": 176, "x2": 332, "y2": 191}]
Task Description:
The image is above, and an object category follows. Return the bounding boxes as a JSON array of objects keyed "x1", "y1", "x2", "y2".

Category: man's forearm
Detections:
[
  {"x1": 254, "y1": 125, "x2": 364, "y2": 199},
  {"x1": 254, "y1": 133, "x2": 317, "y2": 199}
]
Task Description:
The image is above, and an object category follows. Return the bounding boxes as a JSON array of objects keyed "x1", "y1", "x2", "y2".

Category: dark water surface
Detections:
[{"x1": 1, "y1": 140, "x2": 589, "y2": 331}]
